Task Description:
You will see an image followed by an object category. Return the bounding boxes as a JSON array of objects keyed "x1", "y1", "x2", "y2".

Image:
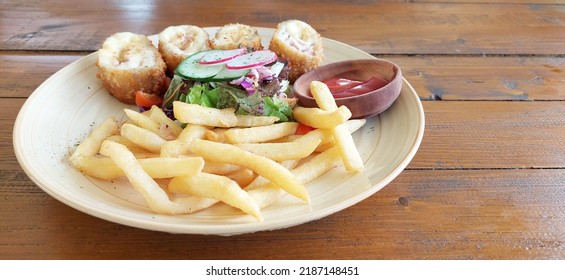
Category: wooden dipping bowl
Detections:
[{"x1": 292, "y1": 59, "x2": 403, "y2": 119}]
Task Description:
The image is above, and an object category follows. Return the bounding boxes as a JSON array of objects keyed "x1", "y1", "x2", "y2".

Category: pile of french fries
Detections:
[{"x1": 69, "y1": 81, "x2": 365, "y2": 221}]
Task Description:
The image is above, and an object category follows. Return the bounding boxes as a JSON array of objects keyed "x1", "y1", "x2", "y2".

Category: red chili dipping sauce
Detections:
[{"x1": 317, "y1": 76, "x2": 389, "y2": 98}]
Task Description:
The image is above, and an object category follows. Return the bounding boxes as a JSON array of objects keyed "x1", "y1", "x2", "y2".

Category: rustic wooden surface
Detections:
[{"x1": 1, "y1": 0, "x2": 564, "y2": 260}]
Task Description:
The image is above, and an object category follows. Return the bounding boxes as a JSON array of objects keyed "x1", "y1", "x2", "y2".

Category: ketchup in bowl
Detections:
[{"x1": 320, "y1": 76, "x2": 389, "y2": 98}]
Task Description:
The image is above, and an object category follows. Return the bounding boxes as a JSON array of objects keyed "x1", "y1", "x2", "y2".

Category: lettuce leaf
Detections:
[
  {"x1": 181, "y1": 83, "x2": 219, "y2": 108},
  {"x1": 215, "y1": 83, "x2": 292, "y2": 121},
  {"x1": 263, "y1": 96, "x2": 292, "y2": 122}
]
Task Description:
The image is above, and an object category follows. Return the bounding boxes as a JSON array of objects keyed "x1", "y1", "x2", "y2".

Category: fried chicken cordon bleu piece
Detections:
[
  {"x1": 211, "y1": 23, "x2": 263, "y2": 51},
  {"x1": 96, "y1": 32, "x2": 167, "y2": 105},
  {"x1": 158, "y1": 25, "x2": 212, "y2": 75},
  {"x1": 269, "y1": 20, "x2": 324, "y2": 82}
]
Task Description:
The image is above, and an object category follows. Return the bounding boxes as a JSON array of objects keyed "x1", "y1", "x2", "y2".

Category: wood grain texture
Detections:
[
  {"x1": 2, "y1": 1, "x2": 565, "y2": 55},
  {"x1": 0, "y1": 54, "x2": 84, "y2": 98},
  {"x1": 3, "y1": 54, "x2": 565, "y2": 101},
  {"x1": 2, "y1": 0, "x2": 565, "y2": 260},
  {"x1": 0, "y1": 99, "x2": 24, "y2": 171},
  {"x1": 412, "y1": 101, "x2": 565, "y2": 169},
  {"x1": 415, "y1": 0, "x2": 565, "y2": 3},
  {"x1": 2, "y1": 169, "x2": 564, "y2": 259},
  {"x1": 5, "y1": 99, "x2": 563, "y2": 171},
  {"x1": 4, "y1": 54, "x2": 564, "y2": 169},
  {"x1": 384, "y1": 55, "x2": 565, "y2": 101}
]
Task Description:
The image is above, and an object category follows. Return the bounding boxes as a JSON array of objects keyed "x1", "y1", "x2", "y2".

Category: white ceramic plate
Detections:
[{"x1": 13, "y1": 27, "x2": 424, "y2": 235}]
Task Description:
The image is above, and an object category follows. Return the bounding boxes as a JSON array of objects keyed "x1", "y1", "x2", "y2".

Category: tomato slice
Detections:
[
  {"x1": 295, "y1": 123, "x2": 315, "y2": 135},
  {"x1": 135, "y1": 90, "x2": 163, "y2": 107}
]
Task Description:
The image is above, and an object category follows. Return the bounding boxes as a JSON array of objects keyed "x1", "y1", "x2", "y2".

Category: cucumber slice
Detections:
[
  {"x1": 209, "y1": 68, "x2": 250, "y2": 81},
  {"x1": 174, "y1": 51, "x2": 223, "y2": 81}
]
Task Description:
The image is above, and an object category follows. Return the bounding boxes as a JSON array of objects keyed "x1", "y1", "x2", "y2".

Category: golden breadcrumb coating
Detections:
[
  {"x1": 211, "y1": 23, "x2": 263, "y2": 50},
  {"x1": 269, "y1": 20, "x2": 324, "y2": 82},
  {"x1": 96, "y1": 32, "x2": 167, "y2": 105},
  {"x1": 158, "y1": 25, "x2": 211, "y2": 75}
]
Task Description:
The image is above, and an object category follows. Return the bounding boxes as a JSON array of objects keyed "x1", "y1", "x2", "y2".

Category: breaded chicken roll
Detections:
[
  {"x1": 158, "y1": 25, "x2": 211, "y2": 75},
  {"x1": 211, "y1": 23, "x2": 263, "y2": 50},
  {"x1": 96, "y1": 32, "x2": 167, "y2": 105},
  {"x1": 269, "y1": 20, "x2": 323, "y2": 82}
]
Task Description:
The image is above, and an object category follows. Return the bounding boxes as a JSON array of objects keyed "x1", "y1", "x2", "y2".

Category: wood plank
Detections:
[
  {"x1": 2, "y1": 1, "x2": 565, "y2": 55},
  {"x1": 2, "y1": 169, "x2": 564, "y2": 259},
  {"x1": 3, "y1": 53, "x2": 565, "y2": 101},
  {"x1": 0, "y1": 54, "x2": 84, "y2": 98},
  {"x1": 0, "y1": 98, "x2": 24, "y2": 171},
  {"x1": 415, "y1": 0, "x2": 565, "y2": 3},
  {"x1": 411, "y1": 101, "x2": 565, "y2": 169},
  {"x1": 382, "y1": 55, "x2": 565, "y2": 101}
]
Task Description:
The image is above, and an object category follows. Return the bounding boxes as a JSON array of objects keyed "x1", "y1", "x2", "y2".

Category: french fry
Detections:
[
  {"x1": 169, "y1": 173, "x2": 262, "y2": 221},
  {"x1": 123, "y1": 108, "x2": 161, "y2": 134},
  {"x1": 160, "y1": 124, "x2": 207, "y2": 157},
  {"x1": 328, "y1": 123, "x2": 364, "y2": 172},
  {"x1": 148, "y1": 105, "x2": 183, "y2": 137},
  {"x1": 75, "y1": 156, "x2": 204, "y2": 180},
  {"x1": 120, "y1": 123, "x2": 167, "y2": 153},
  {"x1": 344, "y1": 119, "x2": 368, "y2": 133},
  {"x1": 225, "y1": 168, "x2": 256, "y2": 188},
  {"x1": 73, "y1": 156, "x2": 122, "y2": 180},
  {"x1": 235, "y1": 114, "x2": 279, "y2": 127},
  {"x1": 173, "y1": 101, "x2": 238, "y2": 127},
  {"x1": 204, "y1": 128, "x2": 227, "y2": 143},
  {"x1": 289, "y1": 146, "x2": 342, "y2": 184},
  {"x1": 99, "y1": 140, "x2": 211, "y2": 215},
  {"x1": 169, "y1": 196, "x2": 220, "y2": 214},
  {"x1": 244, "y1": 160, "x2": 297, "y2": 190},
  {"x1": 69, "y1": 117, "x2": 119, "y2": 168},
  {"x1": 314, "y1": 142, "x2": 335, "y2": 153},
  {"x1": 105, "y1": 135, "x2": 151, "y2": 154},
  {"x1": 124, "y1": 107, "x2": 181, "y2": 141},
  {"x1": 224, "y1": 122, "x2": 299, "y2": 144},
  {"x1": 292, "y1": 105, "x2": 352, "y2": 129},
  {"x1": 248, "y1": 146, "x2": 342, "y2": 209},
  {"x1": 243, "y1": 174, "x2": 271, "y2": 191},
  {"x1": 293, "y1": 127, "x2": 332, "y2": 145},
  {"x1": 269, "y1": 134, "x2": 301, "y2": 143},
  {"x1": 241, "y1": 128, "x2": 330, "y2": 192},
  {"x1": 187, "y1": 139, "x2": 309, "y2": 202},
  {"x1": 202, "y1": 161, "x2": 241, "y2": 175},
  {"x1": 281, "y1": 119, "x2": 366, "y2": 152},
  {"x1": 136, "y1": 157, "x2": 204, "y2": 178},
  {"x1": 310, "y1": 81, "x2": 364, "y2": 172},
  {"x1": 314, "y1": 119, "x2": 368, "y2": 152},
  {"x1": 177, "y1": 124, "x2": 208, "y2": 143},
  {"x1": 235, "y1": 139, "x2": 320, "y2": 161},
  {"x1": 246, "y1": 184, "x2": 285, "y2": 209}
]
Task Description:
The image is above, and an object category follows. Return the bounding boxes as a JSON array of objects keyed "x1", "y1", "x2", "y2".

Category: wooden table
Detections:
[{"x1": 2, "y1": 0, "x2": 564, "y2": 260}]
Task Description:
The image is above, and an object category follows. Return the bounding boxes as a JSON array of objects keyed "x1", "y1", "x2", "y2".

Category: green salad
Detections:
[{"x1": 160, "y1": 49, "x2": 295, "y2": 122}]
